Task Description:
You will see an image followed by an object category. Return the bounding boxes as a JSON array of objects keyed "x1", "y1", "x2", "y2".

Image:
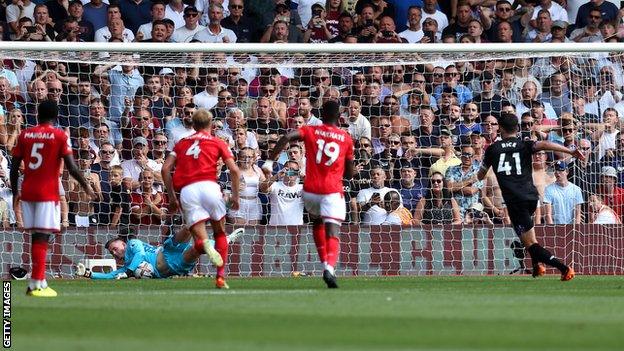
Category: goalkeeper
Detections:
[{"x1": 76, "y1": 227, "x2": 244, "y2": 279}]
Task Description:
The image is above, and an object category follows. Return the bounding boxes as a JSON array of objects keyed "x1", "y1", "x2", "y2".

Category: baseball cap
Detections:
[
  {"x1": 601, "y1": 166, "x2": 618, "y2": 178},
  {"x1": 184, "y1": 6, "x2": 199, "y2": 15},
  {"x1": 441, "y1": 85, "x2": 458, "y2": 97},
  {"x1": 469, "y1": 202, "x2": 484, "y2": 212},
  {"x1": 159, "y1": 67, "x2": 174, "y2": 76},
  {"x1": 133, "y1": 136, "x2": 148, "y2": 147},
  {"x1": 554, "y1": 160, "x2": 568, "y2": 171},
  {"x1": 468, "y1": 130, "x2": 482, "y2": 137},
  {"x1": 551, "y1": 21, "x2": 568, "y2": 29},
  {"x1": 440, "y1": 126, "x2": 452, "y2": 136},
  {"x1": 312, "y1": 2, "x2": 325, "y2": 10}
]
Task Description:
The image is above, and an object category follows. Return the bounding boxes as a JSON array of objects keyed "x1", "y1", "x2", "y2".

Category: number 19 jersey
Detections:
[
  {"x1": 482, "y1": 137, "x2": 539, "y2": 202},
  {"x1": 299, "y1": 124, "x2": 354, "y2": 195},
  {"x1": 172, "y1": 131, "x2": 234, "y2": 191}
]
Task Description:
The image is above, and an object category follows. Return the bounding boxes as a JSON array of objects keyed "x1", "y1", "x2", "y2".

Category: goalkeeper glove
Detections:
[
  {"x1": 114, "y1": 272, "x2": 128, "y2": 279},
  {"x1": 75, "y1": 262, "x2": 92, "y2": 278}
]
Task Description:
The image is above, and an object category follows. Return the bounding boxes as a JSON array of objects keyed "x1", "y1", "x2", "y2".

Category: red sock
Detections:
[
  {"x1": 193, "y1": 239, "x2": 206, "y2": 254},
  {"x1": 312, "y1": 223, "x2": 327, "y2": 263},
  {"x1": 31, "y1": 239, "x2": 48, "y2": 281},
  {"x1": 214, "y1": 231, "x2": 228, "y2": 278},
  {"x1": 326, "y1": 236, "x2": 340, "y2": 268}
]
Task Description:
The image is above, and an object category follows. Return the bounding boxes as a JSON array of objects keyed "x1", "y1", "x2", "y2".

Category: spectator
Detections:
[
  {"x1": 421, "y1": 0, "x2": 448, "y2": 37},
  {"x1": 221, "y1": 0, "x2": 256, "y2": 43},
  {"x1": 372, "y1": 15, "x2": 405, "y2": 43},
  {"x1": 516, "y1": 81, "x2": 557, "y2": 121},
  {"x1": 413, "y1": 105, "x2": 439, "y2": 147},
  {"x1": 6, "y1": 0, "x2": 36, "y2": 40},
  {"x1": 248, "y1": 97, "x2": 282, "y2": 144},
  {"x1": 119, "y1": 0, "x2": 152, "y2": 34},
  {"x1": 107, "y1": 165, "x2": 131, "y2": 226},
  {"x1": 442, "y1": 1, "x2": 473, "y2": 40},
  {"x1": 324, "y1": 0, "x2": 347, "y2": 36},
  {"x1": 399, "y1": 6, "x2": 424, "y2": 43},
  {"x1": 432, "y1": 66, "x2": 472, "y2": 105},
  {"x1": 356, "y1": 166, "x2": 393, "y2": 225},
  {"x1": 121, "y1": 136, "x2": 163, "y2": 191},
  {"x1": 32, "y1": 4, "x2": 57, "y2": 41},
  {"x1": 67, "y1": 149, "x2": 102, "y2": 227},
  {"x1": 45, "y1": 0, "x2": 69, "y2": 27},
  {"x1": 588, "y1": 193, "x2": 621, "y2": 224},
  {"x1": 391, "y1": 158, "x2": 425, "y2": 212},
  {"x1": 193, "y1": 70, "x2": 221, "y2": 109},
  {"x1": 346, "y1": 98, "x2": 371, "y2": 141},
  {"x1": 0, "y1": 108, "x2": 23, "y2": 152},
  {"x1": 529, "y1": 0, "x2": 569, "y2": 26},
  {"x1": 94, "y1": 6, "x2": 134, "y2": 42},
  {"x1": 485, "y1": 1, "x2": 524, "y2": 43},
  {"x1": 543, "y1": 160, "x2": 584, "y2": 224},
  {"x1": 446, "y1": 145, "x2": 484, "y2": 216},
  {"x1": 412, "y1": 171, "x2": 462, "y2": 225},
  {"x1": 429, "y1": 127, "x2": 460, "y2": 177},
  {"x1": 260, "y1": 160, "x2": 304, "y2": 225},
  {"x1": 526, "y1": 9, "x2": 553, "y2": 43},
  {"x1": 83, "y1": 0, "x2": 109, "y2": 31},
  {"x1": 576, "y1": 0, "x2": 618, "y2": 29},
  {"x1": 473, "y1": 71, "x2": 508, "y2": 119},
  {"x1": 227, "y1": 147, "x2": 265, "y2": 225},
  {"x1": 67, "y1": 0, "x2": 95, "y2": 42},
  {"x1": 171, "y1": 6, "x2": 204, "y2": 43},
  {"x1": 130, "y1": 169, "x2": 165, "y2": 226},
  {"x1": 382, "y1": 189, "x2": 412, "y2": 225},
  {"x1": 328, "y1": 11, "x2": 355, "y2": 43},
  {"x1": 354, "y1": 4, "x2": 377, "y2": 43},
  {"x1": 164, "y1": 0, "x2": 186, "y2": 28},
  {"x1": 570, "y1": 7, "x2": 603, "y2": 42},
  {"x1": 136, "y1": 1, "x2": 166, "y2": 41},
  {"x1": 303, "y1": 2, "x2": 332, "y2": 43},
  {"x1": 192, "y1": 3, "x2": 236, "y2": 43},
  {"x1": 550, "y1": 20, "x2": 569, "y2": 42},
  {"x1": 150, "y1": 132, "x2": 168, "y2": 164}
]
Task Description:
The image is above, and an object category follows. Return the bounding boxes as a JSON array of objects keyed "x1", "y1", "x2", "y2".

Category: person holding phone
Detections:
[
  {"x1": 303, "y1": 2, "x2": 332, "y2": 43},
  {"x1": 372, "y1": 15, "x2": 406, "y2": 43},
  {"x1": 399, "y1": 6, "x2": 425, "y2": 43}
]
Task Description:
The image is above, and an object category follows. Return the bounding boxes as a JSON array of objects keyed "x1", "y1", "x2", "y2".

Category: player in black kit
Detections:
[{"x1": 475, "y1": 113, "x2": 583, "y2": 281}]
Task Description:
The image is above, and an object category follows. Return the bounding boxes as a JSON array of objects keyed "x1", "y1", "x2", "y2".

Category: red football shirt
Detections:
[
  {"x1": 299, "y1": 124, "x2": 354, "y2": 194},
  {"x1": 12, "y1": 123, "x2": 72, "y2": 202},
  {"x1": 172, "y1": 131, "x2": 233, "y2": 191}
]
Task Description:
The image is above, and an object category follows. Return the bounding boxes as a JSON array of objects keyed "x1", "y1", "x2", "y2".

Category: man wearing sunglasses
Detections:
[
  {"x1": 222, "y1": 0, "x2": 257, "y2": 43},
  {"x1": 172, "y1": 6, "x2": 205, "y2": 43}
]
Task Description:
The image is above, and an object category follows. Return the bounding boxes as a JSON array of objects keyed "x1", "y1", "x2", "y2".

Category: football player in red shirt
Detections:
[
  {"x1": 10, "y1": 101, "x2": 95, "y2": 297},
  {"x1": 262, "y1": 100, "x2": 354, "y2": 288},
  {"x1": 162, "y1": 109, "x2": 241, "y2": 289}
]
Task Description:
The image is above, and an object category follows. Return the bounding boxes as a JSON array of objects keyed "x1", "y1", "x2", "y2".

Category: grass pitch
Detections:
[{"x1": 10, "y1": 276, "x2": 624, "y2": 351}]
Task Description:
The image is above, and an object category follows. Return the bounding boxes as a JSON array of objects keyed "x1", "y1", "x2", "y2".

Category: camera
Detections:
[
  {"x1": 26, "y1": 26, "x2": 37, "y2": 34},
  {"x1": 365, "y1": 19, "x2": 374, "y2": 27},
  {"x1": 382, "y1": 30, "x2": 392, "y2": 38}
]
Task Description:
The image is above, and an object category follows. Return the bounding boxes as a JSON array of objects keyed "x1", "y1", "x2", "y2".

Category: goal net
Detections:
[{"x1": 0, "y1": 42, "x2": 622, "y2": 278}]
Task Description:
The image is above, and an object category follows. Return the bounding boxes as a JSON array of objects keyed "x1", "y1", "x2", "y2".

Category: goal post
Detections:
[{"x1": 0, "y1": 42, "x2": 623, "y2": 278}]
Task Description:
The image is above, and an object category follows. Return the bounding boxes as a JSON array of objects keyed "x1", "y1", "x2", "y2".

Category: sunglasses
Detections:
[
  {"x1": 218, "y1": 96, "x2": 233, "y2": 100},
  {"x1": 389, "y1": 140, "x2": 400, "y2": 145},
  {"x1": 562, "y1": 128, "x2": 575, "y2": 133},
  {"x1": 263, "y1": 89, "x2": 276, "y2": 94},
  {"x1": 207, "y1": 76, "x2": 219, "y2": 82},
  {"x1": 521, "y1": 122, "x2": 534, "y2": 127},
  {"x1": 444, "y1": 72, "x2": 458, "y2": 76},
  {"x1": 497, "y1": 7, "x2": 512, "y2": 12},
  {"x1": 380, "y1": 124, "x2": 391, "y2": 128},
  {"x1": 185, "y1": 13, "x2": 199, "y2": 17},
  {"x1": 154, "y1": 140, "x2": 167, "y2": 144},
  {"x1": 100, "y1": 150, "x2": 115, "y2": 155},
  {"x1": 433, "y1": 73, "x2": 443, "y2": 78},
  {"x1": 360, "y1": 143, "x2": 371, "y2": 148},
  {"x1": 461, "y1": 153, "x2": 474, "y2": 158},
  {"x1": 229, "y1": 4, "x2": 243, "y2": 9},
  {"x1": 579, "y1": 147, "x2": 591, "y2": 151},
  {"x1": 184, "y1": 110, "x2": 195, "y2": 115},
  {"x1": 431, "y1": 179, "x2": 443, "y2": 184},
  {"x1": 414, "y1": 80, "x2": 426, "y2": 84},
  {"x1": 482, "y1": 122, "x2": 498, "y2": 126},
  {"x1": 48, "y1": 88, "x2": 62, "y2": 93}
]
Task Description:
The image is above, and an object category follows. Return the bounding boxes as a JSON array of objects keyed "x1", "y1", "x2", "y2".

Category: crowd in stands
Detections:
[{"x1": 1, "y1": 0, "x2": 624, "y2": 230}]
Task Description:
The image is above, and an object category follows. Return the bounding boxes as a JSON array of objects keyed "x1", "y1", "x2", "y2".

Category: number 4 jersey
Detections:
[
  {"x1": 482, "y1": 137, "x2": 539, "y2": 203},
  {"x1": 172, "y1": 131, "x2": 234, "y2": 191},
  {"x1": 299, "y1": 124, "x2": 354, "y2": 195},
  {"x1": 12, "y1": 124, "x2": 72, "y2": 202}
]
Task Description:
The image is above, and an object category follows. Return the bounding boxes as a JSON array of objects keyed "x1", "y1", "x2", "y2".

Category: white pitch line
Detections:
[{"x1": 60, "y1": 289, "x2": 319, "y2": 297}]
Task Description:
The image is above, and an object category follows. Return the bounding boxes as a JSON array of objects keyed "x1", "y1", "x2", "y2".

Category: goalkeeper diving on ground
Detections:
[{"x1": 75, "y1": 227, "x2": 244, "y2": 279}]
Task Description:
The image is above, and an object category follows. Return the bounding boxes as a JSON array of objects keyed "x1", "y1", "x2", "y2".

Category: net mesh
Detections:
[{"x1": 0, "y1": 46, "x2": 623, "y2": 278}]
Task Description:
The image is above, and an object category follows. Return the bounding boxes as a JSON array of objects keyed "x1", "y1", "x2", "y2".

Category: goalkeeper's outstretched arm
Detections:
[{"x1": 75, "y1": 263, "x2": 129, "y2": 279}]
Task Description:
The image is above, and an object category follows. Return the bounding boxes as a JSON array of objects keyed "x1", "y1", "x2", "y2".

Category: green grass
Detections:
[{"x1": 9, "y1": 276, "x2": 624, "y2": 351}]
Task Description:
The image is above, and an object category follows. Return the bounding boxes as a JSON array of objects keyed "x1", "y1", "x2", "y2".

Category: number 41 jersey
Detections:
[
  {"x1": 299, "y1": 124, "x2": 354, "y2": 195},
  {"x1": 482, "y1": 137, "x2": 539, "y2": 203},
  {"x1": 172, "y1": 131, "x2": 234, "y2": 191}
]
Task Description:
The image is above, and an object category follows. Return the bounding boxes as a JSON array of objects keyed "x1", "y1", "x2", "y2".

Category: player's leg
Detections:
[
  {"x1": 24, "y1": 201, "x2": 59, "y2": 297},
  {"x1": 319, "y1": 193, "x2": 346, "y2": 289},
  {"x1": 209, "y1": 217, "x2": 229, "y2": 288},
  {"x1": 182, "y1": 227, "x2": 245, "y2": 266},
  {"x1": 514, "y1": 201, "x2": 574, "y2": 281},
  {"x1": 302, "y1": 192, "x2": 327, "y2": 265}
]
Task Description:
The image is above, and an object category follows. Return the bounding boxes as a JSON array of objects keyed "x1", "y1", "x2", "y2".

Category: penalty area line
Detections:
[{"x1": 61, "y1": 289, "x2": 319, "y2": 297}]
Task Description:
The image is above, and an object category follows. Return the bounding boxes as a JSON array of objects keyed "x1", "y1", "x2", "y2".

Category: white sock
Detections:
[{"x1": 324, "y1": 264, "x2": 335, "y2": 275}]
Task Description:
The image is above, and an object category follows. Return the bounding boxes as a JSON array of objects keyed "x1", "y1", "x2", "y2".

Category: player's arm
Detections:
[
  {"x1": 262, "y1": 130, "x2": 301, "y2": 170},
  {"x1": 76, "y1": 265, "x2": 128, "y2": 279},
  {"x1": 9, "y1": 155, "x2": 21, "y2": 198},
  {"x1": 63, "y1": 154, "x2": 95, "y2": 198},
  {"x1": 343, "y1": 158, "x2": 354, "y2": 180},
  {"x1": 161, "y1": 153, "x2": 178, "y2": 212},
  {"x1": 534, "y1": 140, "x2": 585, "y2": 160},
  {"x1": 224, "y1": 157, "x2": 241, "y2": 210}
]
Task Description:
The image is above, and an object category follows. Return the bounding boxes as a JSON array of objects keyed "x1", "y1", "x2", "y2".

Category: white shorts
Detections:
[
  {"x1": 302, "y1": 191, "x2": 346, "y2": 225},
  {"x1": 180, "y1": 181, "x2": 226, "y2": 227},
  {"x1": 21, "y1": 201, "x2": 61, "y2": 233}
]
